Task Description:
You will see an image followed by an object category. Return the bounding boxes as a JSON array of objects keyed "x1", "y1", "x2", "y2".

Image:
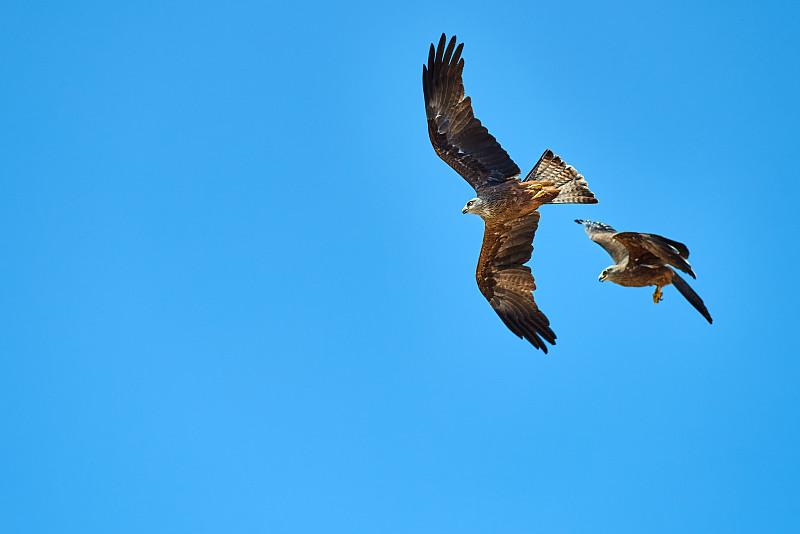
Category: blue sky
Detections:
[{"x1": 2, "y1": 0, "x2": 799, "y2": 532}]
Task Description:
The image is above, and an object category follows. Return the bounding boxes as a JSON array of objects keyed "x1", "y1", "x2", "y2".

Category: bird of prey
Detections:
[
  {"x1": 575, "y1": 219, "x2": 712, "y2": 323},
  {"x1": 423, "y1": 34, "x2": 598, "y2": 352}
]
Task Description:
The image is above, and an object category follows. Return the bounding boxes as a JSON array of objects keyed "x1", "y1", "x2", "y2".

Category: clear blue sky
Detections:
[{"x1": 2, "y1": 1, "x2": 799, "y2": 532}]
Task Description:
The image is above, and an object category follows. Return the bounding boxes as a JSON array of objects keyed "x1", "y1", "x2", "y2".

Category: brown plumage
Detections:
[
  {"x1": 423, "y1": 34, "x2": 599, "y2": 352},
  {"x1": 575, "y1": 219, "x2": 712, "y2": 324}
]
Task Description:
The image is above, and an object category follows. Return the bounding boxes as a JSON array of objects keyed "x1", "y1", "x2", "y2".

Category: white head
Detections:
[
  {"x1": 598, "y1": 266, "x2": 620, "y2": 282},
  {"x1": 462, "y1": 197, "x2": 488, "y2": 216}
]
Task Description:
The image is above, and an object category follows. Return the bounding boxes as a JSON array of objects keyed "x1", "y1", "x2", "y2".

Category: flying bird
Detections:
[
  {"x1": 423, "y1": 34, "x2": 598, "y2": 352},
  {"x1": 575, "y1": 219, "x2": 712, "y2": 323}
]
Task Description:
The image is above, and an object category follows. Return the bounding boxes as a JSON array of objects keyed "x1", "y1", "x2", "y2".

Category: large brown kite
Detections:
[{"x1": 423, "y1": 34, "x2": 598, "y2": 352}]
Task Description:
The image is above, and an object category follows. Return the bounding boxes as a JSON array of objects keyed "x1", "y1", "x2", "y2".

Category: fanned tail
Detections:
[
  {"x1": 672, "y1": 272, "x2": 713, "y2": 324},
  {"x1": 523, "y1": 149, "x2": 598, "y2": 204},
  {"x1": 550, "y1": 177, "x2": 598, "y2": 204}
]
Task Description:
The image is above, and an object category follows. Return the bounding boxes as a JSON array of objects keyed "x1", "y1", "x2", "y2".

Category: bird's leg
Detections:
[
  {"x1": 652, "y1": 286, "x2": 664, "y2": 303},
  {"x1": 528, "y1": 180, "x2": 554, "y2": 190},
  {"x1": 528, "y1": 181, "x2": 553, "y2": 200}
]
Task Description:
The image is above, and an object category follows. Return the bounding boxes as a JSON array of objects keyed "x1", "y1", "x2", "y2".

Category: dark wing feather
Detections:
[
  {"x1": 477, "y1": 212, "x2": 555, "y2": 352},
  {"x1": 610, "y1": 232, "x2": 663, "y2": 267},
  {"x1": 672, "y1": 272, "x2": 712, "y2": 323},
  {"x1": 576, "y1": 219, "x2": 629, "y2": 265},
  {"x1": 524, "y1": 150, "x2": 598, "y2": 204},
  {"x1": 614, "y1": 232, "x2": 695, "y2": 278},
  {"x1": 640, "y1": 233, "x2": 691, "y2": 260},
  {"x1": 423, "y1": 34, "x2": 520, "y2": 192}
]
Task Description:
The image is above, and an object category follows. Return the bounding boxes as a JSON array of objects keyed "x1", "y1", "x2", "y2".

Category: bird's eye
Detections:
[{"x1": 468, "y1": 201, "x2": 474, "y2": 206}]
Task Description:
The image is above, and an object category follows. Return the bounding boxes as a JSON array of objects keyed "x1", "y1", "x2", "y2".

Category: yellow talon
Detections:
[
  {"x1": 652, "y1": 286, "x2": 664, "y2": 303},
  {"x1": 533, "y1": 190, "x2": 547, "y2": 199},
  {"x1": 532, "y1": 183, "x2": 543, "y2": 190}
]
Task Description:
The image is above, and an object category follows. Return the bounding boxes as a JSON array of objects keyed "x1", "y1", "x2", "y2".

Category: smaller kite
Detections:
[{"x1": 575, "y1": 220, "x2": 712, "y2": 323}]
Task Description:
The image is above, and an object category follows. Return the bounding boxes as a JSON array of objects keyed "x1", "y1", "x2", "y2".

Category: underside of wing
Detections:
[
  {"x1": 423, "y1": 34, "x2": 520, "y2": 192},
  {"x1": 476, "y1": 212, "x2": 555, "y2": 352},
  {"x1": 614, "y1": 232, "x2": 695, "y2": 278},
  {"x1": 576, "y1": 219, "x2": 628, "y2": 265},
  {"x1": 524, "y1": 150, "x2": 598, "y2": 204}
]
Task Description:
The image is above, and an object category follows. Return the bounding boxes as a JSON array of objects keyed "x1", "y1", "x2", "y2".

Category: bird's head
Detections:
[
  {"x1": 462, "y1": 197, "x2": 487, "y2": 216},
  {"x1": 599, "y1": 266, "x2": 618, "y2": 282}
]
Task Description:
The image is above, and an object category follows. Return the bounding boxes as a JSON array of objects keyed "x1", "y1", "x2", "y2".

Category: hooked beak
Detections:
[{"x1": 462, "y1": 206, "x2": 468, "y2": 214}]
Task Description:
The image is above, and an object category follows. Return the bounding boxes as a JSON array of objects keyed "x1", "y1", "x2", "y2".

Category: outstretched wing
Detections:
[
  {"x1": 524, "y1": 150, "x2": 598, "y2": 204},
  {"x1": 576, "y1": 219, "x2": 628, "y2": 265},
  {"x1": 423, "y1": 34, "x2": 520, "y2": 192},
  {"x1": 614, "y1": 232, "x2": 696, "y2": 278},
  {"x1": 476, "y1": 212, "x2": 556, "y2": 352}
]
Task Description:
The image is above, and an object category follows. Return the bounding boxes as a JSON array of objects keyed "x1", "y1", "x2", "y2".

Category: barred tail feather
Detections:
[
  {"x1": 549, "y1": 177, "x2": 598, "y2": 204},
  {"x1": 672, "y1": 272, "x2": 713, "y2": 324},
  {"x1": 523, "y1": 149, "x2": 598, "y2": 204}
]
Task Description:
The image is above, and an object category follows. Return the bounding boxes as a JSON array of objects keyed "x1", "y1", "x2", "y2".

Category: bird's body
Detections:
[
  {"x1": 575, "y1": 219, "x2": 712, "y2": 323},
  {"x1": 465, "y1": 179, "x2": 559, "y2": 220},
  {"x1": 603, "y1": 263, "x2": 674, "y2": 288},
  {"x1": 423, "y1": 34, "x2": 598, "y2": 352}
]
